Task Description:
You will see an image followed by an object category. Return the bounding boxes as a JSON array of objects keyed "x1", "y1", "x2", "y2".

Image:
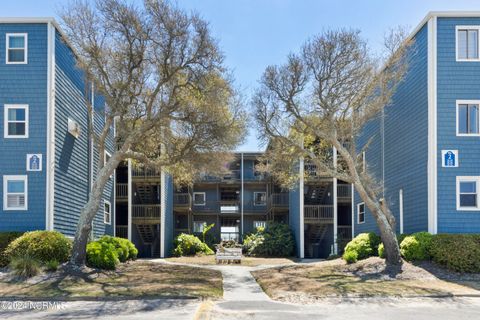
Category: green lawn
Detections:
[{"x1": 0, "y1": 260, "x2": 223, "y2": 299}]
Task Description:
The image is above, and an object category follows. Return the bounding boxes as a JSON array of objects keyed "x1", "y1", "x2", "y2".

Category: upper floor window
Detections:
[
  {"x1": 457, "y1": 101, "x2": 479, "y2": 136},
  {"x1": 457, "y1": 177, "x2": 479, "y2": 210},
  {"x1": 457, "y1": 27, "x2": 480, "y2": 61},
  {"x1": 4, "y1": 104, "x2": 28, "y2": 138},
  {"x1": 253, "y1": 192, "x2": 266, "y2": 206},
  {"x1": 193, "y1": 192, "x2": 206, "y2": 206},
  {"x1": 357, "y1": 202, "x2": 365, "y2": 224},
  {"x1": 3, "y1": 175, "x2": 27, "y2": 210},
  {"x1": 6, "y1": 33, "x2": 27, "y2": 64},
  {"x1": 104, "y1": 201, "x2": 111, "y2": 224}
]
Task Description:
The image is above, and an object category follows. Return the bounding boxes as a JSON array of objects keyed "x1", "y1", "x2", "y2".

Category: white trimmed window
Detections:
[
  {"x1": 253, "y1": 220, "x2": 266, "y2": 229},
  {"x1": 357, "y1": 202, "x2": 365, "y2": 224},
  {"x1": 6, "y1": 33, "x2": 27, "y2": 64},
  {"x1": 457, "y1": 101, "x2": 480, "y2": 136},
  {"x1": 3, "y1": 175, "x2": 27, "y2": 210},
  {"x1": 456, "y1": 26, "x2": 480, "y2": 61},
  {"x1": 253, "y1": 192, "x2": 266, "y2": 206},
  {"x1": 4, "y1": 104, "x2": 28, "y2": 138},
  {"x1": 193, "y1": 221, "x2": 205, "y2": 233},
  {"x1": 193, "y1": 192, "x2": 206, "y2": 205},
  {"x1": 457, "y1": 177, "x2": 480, "y2": 210},
  {"x1": 104, "y1": 200, "x2": 111, "y2": 224}
]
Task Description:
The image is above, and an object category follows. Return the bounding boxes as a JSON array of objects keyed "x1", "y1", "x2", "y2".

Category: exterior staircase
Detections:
[
  {"x1": 136, "y1": 224, "x2": 155, "y2": 244},
  {"x1": 304, "y1": 224, "x2": 330, "y2": 258}
]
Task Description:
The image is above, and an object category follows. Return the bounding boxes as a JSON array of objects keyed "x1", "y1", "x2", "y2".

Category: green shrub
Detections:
[
  {"x1": 9, "y1": 254, "x2": 41, "y2": 278},
  {"x1": 243, "y1": 223, "x2": 294, "y2": 257},
  {"x1": 429, "y1": 234, "x2": 480, "y2": 273},
  {"x1": 172, "y1": 234, "x2": 214, "y2": 257},
  {"x1": 378, "y1": 243, "x2": 385, "y2": 258},
  {"x1": 0, "y1": 232, "x2": 24, "y2": 267},
  {"x1": 342, "y1": 232, "x2": 380, "y2": 262},
  {"x1": 343, "y1": 250, "x2": 358, "y2": 264},
  {"x1": 5, "y1": 231, "x2": 71, "y2": 264},
  {"x1": 86, "y1": 241, "x2": 119, "y2": 270},
  {"x1": 97, "y1": 236, "x2": 137, "y2": 262},
  {"x1": 44, "y1": 259, "x2": 59, "y2": 272},
  {"x1": 400, "y1": 232, "x2": 433, "y2": 261}
]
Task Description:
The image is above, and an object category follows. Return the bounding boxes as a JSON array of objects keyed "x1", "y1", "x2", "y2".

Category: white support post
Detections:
[
  {"x1": 160, "y1": 169, "x2": 166, "y2": 258},
  {"x1": 351, "y1": 184, "x2": 355, "y2": 239},
  {"x1": 299, "y1": 156, "x2": 305, "y2": 259},
  {"x1": 333, "y1": 147, "x2": 338, "y2": 255},
  {"x1": 127, "y1": 159, "x2": 132, "y2": 241},
  {"x1": 399, "y1": 189, "x2": 404, "y2": 234},
  {"x1": 241, "y1": 153, "x2": 244, "y2": 240}
]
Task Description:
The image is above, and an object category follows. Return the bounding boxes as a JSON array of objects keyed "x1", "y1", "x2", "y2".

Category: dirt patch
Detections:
[
  {"x1": 0, "y1": 260, "x2": 223, "y2": 299},
  {"x1": 252, "y1": 258, "x2": 480, "y2": 304},
  {"x1": 165, "y1": 255, "x2": 297, "y2": 267}
]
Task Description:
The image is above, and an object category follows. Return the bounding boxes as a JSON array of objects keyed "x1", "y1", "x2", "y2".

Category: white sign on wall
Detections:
[
  {"x1": 441, "y1": 150, "x2": 458, "y2": 168},
  {"x1": 26, "y1": 154, "x2": 42, "y2": 171}
]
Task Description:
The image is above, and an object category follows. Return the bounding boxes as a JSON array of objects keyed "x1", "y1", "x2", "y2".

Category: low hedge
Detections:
[
  {"x1": 429, "y1": 234, "x2": 480, "y2": 273},
  {"x1": 172, "y1": 234, "x2": 214, "y2": 257},
  {"x1": 86, "y1": 236, "x2": 138, "y2": 270},
  {"x1": 5, "y1": 231, "x2": 71, "y2": 264},
  {"x1": 342, "y1": 232, "x2": 380, "y2": 263},
  {"x1": 400, "y1": 232, "x2": 433, "y2": 261},
  {"x1": 0, "y1": 232, "x2": 24, "y2": 267}
]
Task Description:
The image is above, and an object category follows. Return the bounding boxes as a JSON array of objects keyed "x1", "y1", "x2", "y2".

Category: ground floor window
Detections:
[
  {"x1": 3, "y1": 175, "x2": 27, "y2": 210},
  {"x1": 357, "y1": 202, "x2": 365, "y2": 224},
  {"x1": 104, "y1": 200, "x2": 111, "y2": 224},
  {"x1": 457, "y1": 176, "x2": 480, "y2": 210},
  {"x1": 193, "y1": 221, "x2": 206, "y2": 233}
]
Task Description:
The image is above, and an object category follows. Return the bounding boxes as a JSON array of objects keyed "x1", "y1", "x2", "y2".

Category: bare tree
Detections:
[
  {"x1": 254, "y1": 29, "x2": 410, "y2": 266},
  {"x1": 60, "y1": 0, "x2": 246, "y2": 267}
]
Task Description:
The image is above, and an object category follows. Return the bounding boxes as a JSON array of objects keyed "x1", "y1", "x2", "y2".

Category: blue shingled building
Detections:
[
  {"x1": 0, "y1": 18, "x2": 114, "y2": 239},
  {"x1": 354, "y1": 12, "x2": 480, "y2": 237}
]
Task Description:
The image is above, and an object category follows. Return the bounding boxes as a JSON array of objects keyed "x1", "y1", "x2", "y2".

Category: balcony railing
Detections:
[
  {"x1": 132, "y1": 166, "x2": 160, "y2": 178},
  {"x1": 304, "y1": 205, "x2": 334, "y2": 221},
  {"x1": 337, "y1": 184, "x2": 352, "y2": 199},
  {"x1": 174, "y1": 193, "x2": 191, "y2": 206},
  {"x1": 270, "y1": 193, "x2": 289, "y2": 207},
  {"x1": 132, "y1": 204, "x2": 161, "y2": 219},
  {"x1": 116, "y1": 225, "x2": 128, "y2": 239},
  {"x1": 116, "y1": 183, "x2": 128, "y2": 199}
]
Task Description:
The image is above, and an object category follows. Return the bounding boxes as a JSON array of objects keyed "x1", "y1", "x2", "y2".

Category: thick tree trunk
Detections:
[
  {"x1": 69, "y1": 154, "x2": 123, "y2": 267},
  {"x1": 354, "y1": 181, "x2": 402, "y2": 266}
]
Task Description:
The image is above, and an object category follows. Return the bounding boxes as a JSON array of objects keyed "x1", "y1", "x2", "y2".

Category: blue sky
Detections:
[{"x1": 4, "y1": 0, "x2": 480, "y2": 151}]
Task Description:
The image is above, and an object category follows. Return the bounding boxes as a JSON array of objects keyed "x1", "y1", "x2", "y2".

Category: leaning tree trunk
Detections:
[
  {"x1": 354, "y1": 181, "x2": 402, "y2": 266},
  {"x1": 69, "y1": 155, "x2": 122, "y2": 267}
]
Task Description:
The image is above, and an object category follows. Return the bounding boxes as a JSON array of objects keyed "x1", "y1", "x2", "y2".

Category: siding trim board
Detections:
[
  {"x1": 45, "y1": 21, "x2": 56, "y2": 231},
  {"x1": 427, "y1": 16, "x2": 438, "y2": 234}
]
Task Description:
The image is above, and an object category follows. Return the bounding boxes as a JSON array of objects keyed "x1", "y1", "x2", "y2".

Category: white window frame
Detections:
[
  {"x1": 456, "y1": 176, "x2": 480, "y2": 211},
  {"x1": 3, "y1": 175, "x2": 28, "y2": 211},
  {"x1": 253, "y1": 191, "x2": 267, "y2": 206},
  {"x1": 193, "y1": 221, "x2": 206, "y2": 233},
  {"x1": 4, "y1": 104, "x2": 29, "y2": 138},
  {"x1": 456, "y1": 100, "x2": 480, "y2": 136},
  {"x1": 456, "y1": 26, "x2": 480, "y2": 62},
  {"x1": 6, "y1": 33, "x2": 28, "y2": 64},
  {"x1": 104, "y1": 200, "x2": 111, "y2": 224},
  {"x1": 357, "y1": 202, "x2": 365, "y2": 224},
  {"x1": 193, "y1": 192, "x2": 206, "y2": 206}
]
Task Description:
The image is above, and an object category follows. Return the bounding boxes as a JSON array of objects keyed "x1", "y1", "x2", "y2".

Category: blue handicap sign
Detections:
[
  {"x1": 30, "y1": 155, "x2": 40, "y2": 170},
  {"x1": 444, "y1": 151, "x2": 455, "y2": 167}
]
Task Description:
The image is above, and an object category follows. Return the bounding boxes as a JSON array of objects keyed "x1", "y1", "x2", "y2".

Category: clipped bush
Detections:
[
  {"x1": 343, "y1": 250, "x2": 358, "y2": 264},
  {"x1": 98, "y1": 236, "x2": 138, "y2": 262},
  {"x1": 400, "y1": 232, "x2": 432, "y2": 261},
  {"x1": 86, "y1": 241, "x2": 119, "y2": 270},
  {"x1": 172, "y1": 234, "x2": 214, "y2": 257},
  {"x1": 342, "y1": 232, "x2": 380, "y2": 262},
  {"x1": 429, "y1": 234, "x2": 480, "y2": 273},
  {"x1": 9, "y1": 254, "x2": 41, "y2": 278},
  {"x1": 44, "y1": 259, "x2": 60, "y2": 272},
  {"x1": 243, "y1": 223, "x2": 294, "y2": 257},
  {"x1": 5, "y1": 231, "x2": 71, "y2": 264},
  {"x1": 0, "y1": 232, "x2": 24, "y2": 267}
]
